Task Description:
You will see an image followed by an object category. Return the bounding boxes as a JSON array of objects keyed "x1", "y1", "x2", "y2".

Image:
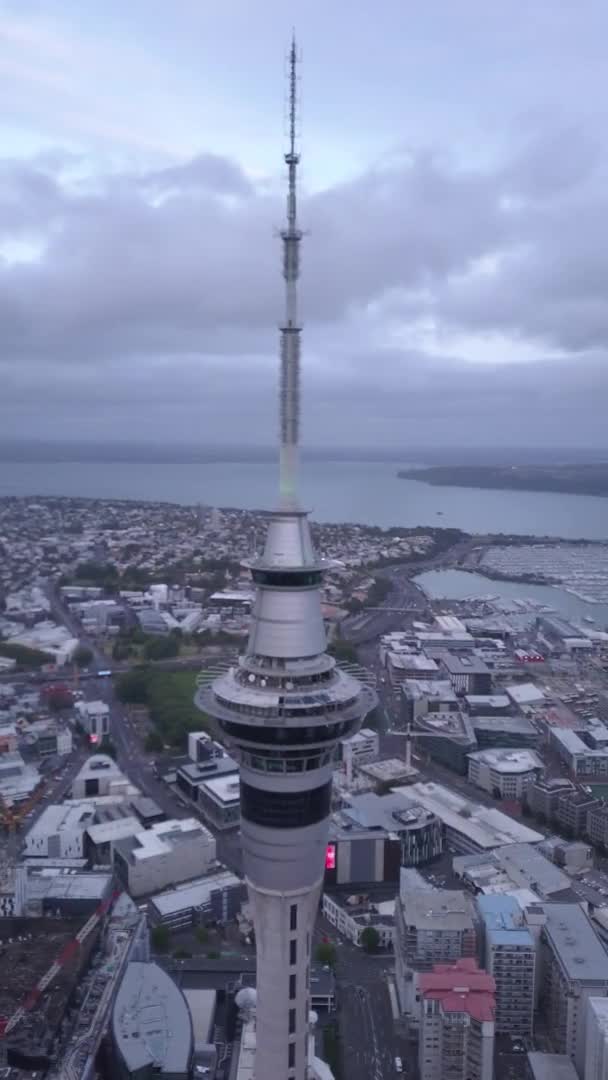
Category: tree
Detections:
[
  {"x1": 315, "y1": 941, "x2": 337, "y2": 967},
  {"x1": 112, "y1": 640, "x2": 134, "y2": 661},
  {"x1": 360, "y1": 926, "x2": 380, "y2": 953},
  {"x1": 145, "y1": 730, "x2": 164, "y2": 753},
  {"x1": 115, "y1": 667, "x2": 151, "y2": 704},
  {"x1": 151, "y1": 925, "x2": 170, "y2": 953},
  {"x1": 173, "y1": 948, "x2": 192, "y2": 959},
  {"x1": 206, "y1": 949, "x2": 220, "y2": 959},
  {"x1": 328, "y1": 639, "x2": 358, "y2": 665},
  {"x1": 73, "y1": 645, "x2": 93, "y2": 668},
  {"x1": 144, "y1": 635, "x2": 180, "y2": 661},
  {"x1": 195, "y1": 927, "x2": 210, "y2": 946}
]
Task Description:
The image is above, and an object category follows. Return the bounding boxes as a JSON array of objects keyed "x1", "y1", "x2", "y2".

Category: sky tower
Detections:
[{"x1": 196, "y1": 39, "x2": 376, "y2": 1080}]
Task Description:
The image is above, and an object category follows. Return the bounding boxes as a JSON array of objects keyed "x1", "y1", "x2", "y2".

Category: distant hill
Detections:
[{"x1": 397, "y1": 464, "x2": 608, "y2": 497}]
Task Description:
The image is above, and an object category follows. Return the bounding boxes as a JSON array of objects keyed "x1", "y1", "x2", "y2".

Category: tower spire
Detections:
[{"x1": 279, "y1": 34, "x2": 302, "y2": 508}]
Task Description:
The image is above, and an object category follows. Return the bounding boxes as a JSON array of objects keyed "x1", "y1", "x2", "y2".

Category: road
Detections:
[
  {"x1": 313, "y1": 917, "x2": 404, "y2": 1080},
  {"x1": 42, "y1": 582, "x2": 196, "y2": 826}
]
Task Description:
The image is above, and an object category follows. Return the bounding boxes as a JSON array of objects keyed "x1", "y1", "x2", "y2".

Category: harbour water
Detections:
[
  {"x1": 415, "y1": 568, "x2": 608, "y2": 628},
  {"x1": 1, "y1": 459, "x2": 608, "y2": 540}
]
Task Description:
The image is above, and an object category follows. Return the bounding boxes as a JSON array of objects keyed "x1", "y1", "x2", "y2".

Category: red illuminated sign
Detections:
[{"x1": 325, "y1": 844, "x2": 336, "y2": 870}]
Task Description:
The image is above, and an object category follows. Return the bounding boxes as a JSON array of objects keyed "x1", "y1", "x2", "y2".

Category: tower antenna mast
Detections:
[{"x1": 279, "y1": 34, "x2": 302, "y2": 507}]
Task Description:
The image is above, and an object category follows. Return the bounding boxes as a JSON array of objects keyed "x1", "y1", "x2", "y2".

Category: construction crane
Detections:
[{"x1": 0, "y1": 888, "x2": 121, "y2": 1041}]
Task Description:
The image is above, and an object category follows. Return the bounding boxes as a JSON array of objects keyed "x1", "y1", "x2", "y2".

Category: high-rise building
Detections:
[
  {"x1": 195, "y1": 40, "x2": 376, "y2": 1080},
  {"x1": 477, "y1": 894, "x2": 535, "y2": 1035},
  {"x1": 418, "y1": 958, "x2": 495, "y2": 1080},
  {"x1": 585, "y1": 997, "x2": 608, "y2": 1080},
  {"x1": 394, "y1": 889, "x2": 479, "y2": 1019},
  {"x1": 540, "y1": 904, "x2": 608, "y2": 1075}
]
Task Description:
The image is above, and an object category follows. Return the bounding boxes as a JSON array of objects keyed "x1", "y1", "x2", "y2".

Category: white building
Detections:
[
  {"x1": 196, "y1": 773, "x2": 241, "y2": 830},
  {"x1": 419, "y1": 959, "x2": 495, "y2": 1080},
  {"x1": 541, "y1": 904, "x2": 608, "y2": 1075},
  {"x1": 341, "y1": 727, "x2": 379, "y2": 783},
  {"x1": 322, "y1": 893, "x2": 394, "y2": 948},
  {"x1": 149, "y1": 869, "x2": 245, "y2": 930},
  {"x1": 71, "y1": 755, "x2": 135, "y2": 799},
  {"x1": 0, "y1": 752, "x2": 40, "y2": 805},
  {"x1": 586, "y1": 997, "x2": 608, "y2": 1080},
  {"x1": 113, "y1": 818, "x2": 217, "y2": 898},
  {"x1": 75, "y1": 700, "x2": 110, "y2": 741},
  {"x1": 24, "y1": 803, "x2": 96, "y2": 858},
  {"x1": 467, "y1": 748, "x2": 544, "y2": 799},
  {"x1": 399, "y1": 781, "x2": 543, "y2": 853}
]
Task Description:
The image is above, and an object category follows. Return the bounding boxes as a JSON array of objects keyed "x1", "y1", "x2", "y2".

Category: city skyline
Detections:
[{"x1": 2, "y1": 2, "x2": 608, "y2": 447}]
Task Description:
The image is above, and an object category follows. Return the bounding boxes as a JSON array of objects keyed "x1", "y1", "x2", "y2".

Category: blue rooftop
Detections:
[{"x1": 478, "y1": 894, "x2": 534, "y2": 948}]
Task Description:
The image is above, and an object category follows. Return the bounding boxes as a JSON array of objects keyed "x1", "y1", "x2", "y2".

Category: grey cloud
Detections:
[{"x1": 0, "y1": 124, "x2": 607, "y2": 446}]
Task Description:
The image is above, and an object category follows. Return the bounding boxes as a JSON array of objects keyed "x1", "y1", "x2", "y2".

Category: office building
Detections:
[
  {"x1": 526, "y1": 777, "x2": 576, "y2": 821},
  {"x1": 194, "y1": 43, "x2": 376, "y2": 1080},
  {"x1": 409, "y1": 710, "x2": 478, "y2": 775},
  {"x1": 454, "y1": 843, "x2": 573, "y2": 901},
  {"x1": 541, "y1": 903, "x2": 608, "y2": 1074},
  {"x1": 25, "y1": 802, "x2": 96, "y2": 858},
  {"x1": 111, "y1": 962, "x2": 193, "y2": 1079},
  {"x1": 586, "y1": 804, "x2": 608, "y2": 851},
  {"x1": 401, "y1": 678, "x2": 459, "y2": 725},
  {"x1": 187, "y1": 729, "x2": 225, "y2": 763},
  {"x1": 556, "y1": 787, "x2": 599, "y2": 838},
  {"x1": 439, "y1": 651, "x2": 492, "y2": 695},
  {"x1": 75, "y1": 699, "x2": 110, "y2": 742},
  {"x1": 419, "y1": 959, "x2": 495, "y2": 1080},
  {"x1": 471, "y1": 713, "x2": 541, "y2": 750},
  {"x1": 467, "y1": 747, "x2": 543, "y2": 800},
  {"x1": 176, "y1": 753, "x2": 239, "y2": 807},
  {"x1": 341, "y1": 726, "x2": 379, "y2": 780},
  {"x1": 196, "y1": 772, "x2": 241, "y2": 830},
  {"x1": 551, "y1": 728, "x2": 608, "y2": 778},
  {"x1": 326, "y1": 790, "x2": 442, "y2": 886},
  {"x1": 149, "y1": 869, "x2": 245, "y2": 930},
  {"x1": 113, "y1": 818, "x2": 216, "y2": 898},
  {"x1": 402, "y1": 781, "x2": 543, "y2": 853},
  {"x1": 477, "y1": 894, "x2": 535, "y2": 1035},
  {"x1": 85, "y1": 815, "x2": 141, "y2": 865},
  {"x1": 585, "y1": 997, "x2": 608, "y2": 1080}
]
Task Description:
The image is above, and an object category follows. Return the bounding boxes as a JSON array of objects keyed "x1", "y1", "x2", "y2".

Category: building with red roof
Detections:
[{"x1": 419, "y1": 958, "x2": 495, "y2": 1080}]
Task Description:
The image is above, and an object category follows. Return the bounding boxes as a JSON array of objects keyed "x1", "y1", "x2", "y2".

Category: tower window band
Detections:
[
  {"x1": 241, "y1": 780, "x2": 332, "y2": 829},
  {"x1": 290, "y1": 904, "x2": 297, "y2": 931}
]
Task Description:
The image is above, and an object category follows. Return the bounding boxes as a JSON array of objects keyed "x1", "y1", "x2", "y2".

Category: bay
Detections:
[
  {"x1": 415, "y1": 568, "x2": 608, "y2": 628},
  {"x1": 0, "y1": 459, "x2": 607, "y2": 540}
]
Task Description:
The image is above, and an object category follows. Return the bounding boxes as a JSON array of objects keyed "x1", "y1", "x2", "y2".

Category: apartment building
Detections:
[
  {"x1": 477, "y1": 894, "x2": 535, "y2": 1036},
  {"x1": 541, "y1": 904, "x2": 608, "y2": 1075},
  {"x1": 394, "y1": 889, "x2": 479, "y2": 1019},
  {"x1": 419, "y1": 959, "x2": 495, "y2": 1080}
]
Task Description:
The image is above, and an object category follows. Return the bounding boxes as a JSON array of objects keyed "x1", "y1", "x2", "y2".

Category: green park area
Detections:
[{"x1": 115, "y1": 667, "x2": 208, "y2": 750}]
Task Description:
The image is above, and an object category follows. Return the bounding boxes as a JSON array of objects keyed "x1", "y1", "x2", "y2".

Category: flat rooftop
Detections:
[
  {"x1": 543, "y1": 903, "x2": 608, "y2": 982},
  {"x1": 150, "y1": 870, "x2": 242, "y2": 916},
  {"x1": 400, "y1": 781, "x2": 543, "y2": 850},
  {"x1": 467, "y1": 748, "x2": 544, "y2": 773},
  {"x1": 86, "y1": 815, "x2": 140, "y2": 845},
  {"x1": 400, "y1": 889, "x2": 477, "y2": 931},
  {"x1": 527, "y1": 1053, "x2": 578, "y2": 1080},
  {"x1": 201, "y1": 773, "x2": 241, "y2": 804},
  {"x1": 331, "y1": 790, "x2": 437, "y2": 840}
]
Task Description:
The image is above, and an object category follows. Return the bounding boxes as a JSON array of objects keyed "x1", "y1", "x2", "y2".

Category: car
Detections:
[{"x1": 394, "y1": 1056, "x2": 403, "y2": 1073}]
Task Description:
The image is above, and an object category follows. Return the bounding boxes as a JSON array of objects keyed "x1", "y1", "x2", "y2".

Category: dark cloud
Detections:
[{"x1": 0, "y1": 122, "x2": 607, "y2": 446}]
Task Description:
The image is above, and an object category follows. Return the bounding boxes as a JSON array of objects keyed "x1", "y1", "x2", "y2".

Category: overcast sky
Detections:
[{"x1": 2, "y1": 0, "x2": 608, "y2": 449}]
